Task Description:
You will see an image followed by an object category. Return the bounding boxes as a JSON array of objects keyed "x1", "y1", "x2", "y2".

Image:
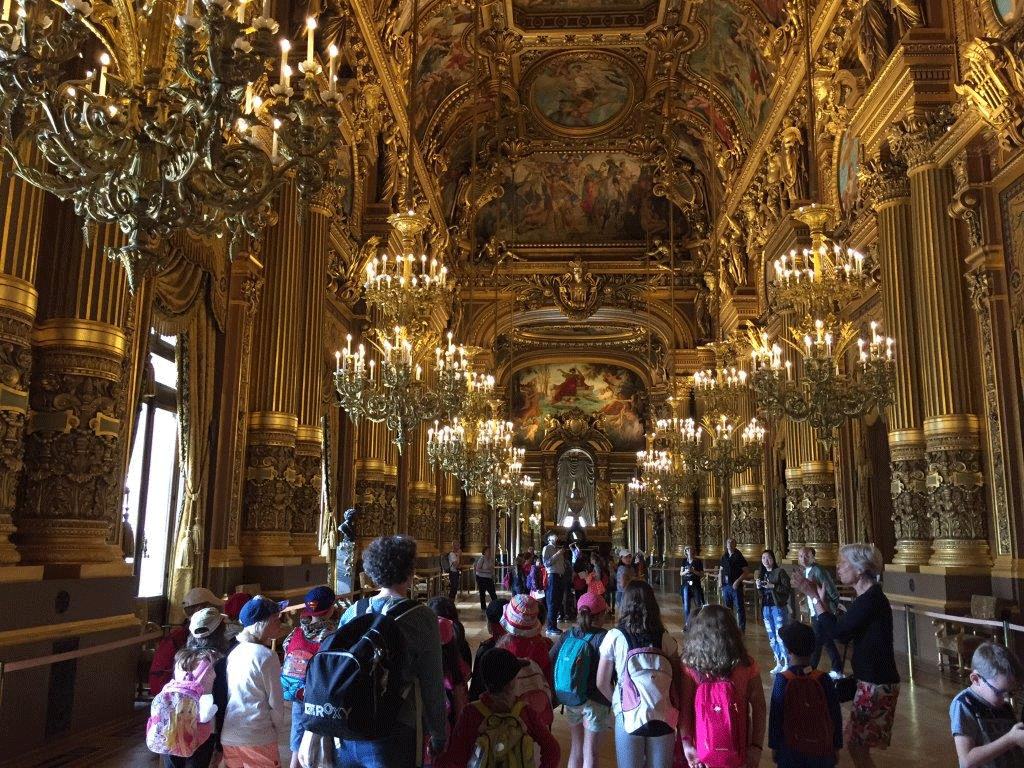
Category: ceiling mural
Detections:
[
  {"x1": 524, "y1": 52, "x2": 639, "y2": 135},
  {"x1": 415, "y1": 2, "x2": 475, "y2": 137},
  {"x1": 479, "y1": 151, "x2": 691, "y2": 244},
  {"x1": 685, "y1": 0, "x2": 775, "y2": 139},
  {"x1": 511, "y1": 362, "x2": 647, "y2": 450}
]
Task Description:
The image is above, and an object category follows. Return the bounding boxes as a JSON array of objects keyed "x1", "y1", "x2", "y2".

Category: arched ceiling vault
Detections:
[{"x1": 408, "y1": 0, "x2": 783, "y2": 365}]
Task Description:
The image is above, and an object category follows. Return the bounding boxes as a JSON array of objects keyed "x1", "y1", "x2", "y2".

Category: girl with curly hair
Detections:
[{"x1": 678, "y1": 604, "x2": 766, "y2": 768}]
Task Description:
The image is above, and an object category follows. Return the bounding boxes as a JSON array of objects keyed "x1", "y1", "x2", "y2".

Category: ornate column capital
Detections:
[
  {"x1": 888, "y1": 108, "x2": 957, "y2": 170},
  {"x1": 861, "y1": 153, "x2": 910, "y2": 208}
]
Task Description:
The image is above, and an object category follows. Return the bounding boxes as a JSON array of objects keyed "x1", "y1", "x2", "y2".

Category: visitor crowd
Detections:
[{"x1": 144, "y1": 535, "x2": 1024, "y2": 768}]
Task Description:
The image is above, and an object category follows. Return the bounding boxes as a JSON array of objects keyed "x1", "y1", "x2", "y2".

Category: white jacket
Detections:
[{"x1": 220, "y1": 639, "x2": 288, "y2": 747}]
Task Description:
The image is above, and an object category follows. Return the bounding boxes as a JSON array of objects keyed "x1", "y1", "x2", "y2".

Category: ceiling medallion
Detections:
[{"x1": 523, "y1": 50, "x2": 640, "y2": 137}]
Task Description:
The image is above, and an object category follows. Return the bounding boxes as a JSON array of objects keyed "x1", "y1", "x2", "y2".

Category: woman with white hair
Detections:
[
  {"x1": 220, "y1": 596, "x2": 289, "y2": 768},
  {"x1": 794, "y1": 543, "x2": 899, "y2": 768}
]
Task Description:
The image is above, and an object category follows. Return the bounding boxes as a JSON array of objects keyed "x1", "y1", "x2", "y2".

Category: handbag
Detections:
[{"x1": 833, "y1": 642, "x2": 857, "y2": 703}]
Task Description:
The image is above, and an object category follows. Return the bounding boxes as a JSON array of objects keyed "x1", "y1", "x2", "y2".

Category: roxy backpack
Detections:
[
  {"x1": 782, "y1": 669, "x2": 836, "y2": 757},
  {"x1": 146, "y1": 658, "x2": 215, "y2": 758},
  {"x1": 281, "y1": 629, "x2": 321, "y2": 702},
  {"x1": 302, "y1": 597, "x2": 418, "y2": 740},
  {"x1": 619, "y1": 632, "x2": 678, "y2": 737},
  {"x1": 467, "y1": 700, "x2": 536, "y2": 768},
  {"x1": 553, "y1": 629, "x2": 598, "y2": 707},
  {"x1": 689, "y1": 666, "x2": 749, "y2": 768}
]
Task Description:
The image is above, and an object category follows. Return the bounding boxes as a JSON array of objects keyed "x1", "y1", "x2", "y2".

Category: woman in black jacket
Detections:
[{"x1": 794, "y1": 543, "x2": 899, "y2": 768}]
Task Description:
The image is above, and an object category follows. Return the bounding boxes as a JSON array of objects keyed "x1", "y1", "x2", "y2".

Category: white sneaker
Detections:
[
  {"x1": 770, "y1": 662, "x2": 785, "y2": 674},
  {"x1": 828, "y1": 670, "x2": 845, "y2": 680}
]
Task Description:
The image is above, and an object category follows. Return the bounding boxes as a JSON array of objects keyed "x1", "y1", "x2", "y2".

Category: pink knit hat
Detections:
[
  {"x1": 500, "y1": 594, "x2": 542, "y2": 637},
  {"x1": 577, "y1": 591, "x2": 608, "y2": 615}
]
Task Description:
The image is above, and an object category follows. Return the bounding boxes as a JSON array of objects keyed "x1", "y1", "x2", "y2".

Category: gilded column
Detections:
[
  {"x1": 408, "y1": 426, "x2": 439, "y2": 556},
  {"x1": 731, "y1": 392, "x2": 765, "y2": 559},
  {"x1": 891, "y1": 113, "x2": 990, "y2": 567},
  {"x1": 864, "y1": 151, "x2": 930, "y2": 565},
  {"x1": 291, "y1": 191, "x2": 333, "y2": 560},
  {"x1": 699, "y1": 475, "x2": 722, "y2": 561},
  {"x1": 440, "y1": 472, "x2": 460, "y2": 551},
  {"x1": 668, "y1": 496, "x2": 695, "y2": 558},
  {"x1": 800, "y1": 436, "x2": 838, "y2": 566},
  {"x1": 784, "y1": 466, "x2": 804, "y2": 561},
  {"x1": 241, "y1": 182, "x2": 303, "y2": 562},
  {"x1": 354, "y1": 417, "x2": 395, "y2": 545},
  {"x1": 465, "y1": 492, "x2": 487, "y2": 556},
  {"x1": 16, "y1": 200, "x2": 131, "y2": 564},
  {"x1": 0, "y1": 159, "x2": 45, "y2": 564}
]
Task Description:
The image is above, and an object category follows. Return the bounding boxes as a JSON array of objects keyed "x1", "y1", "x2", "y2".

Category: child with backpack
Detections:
[
  {"x1": 146, "y1": 607, "x2": 230, "y2": 767},
  {"x1": 221, "y1": 596, "x2": 289, "y2": 768},
  {"x1": 551, "y1": 592, "x2": 612, "y2": 768},
  {"x1": 435, "y1": 648, "x2": 561, "y2": 768},
  {"x1": 282, "y1": 586, "x2": 339, "y2": 768},
  {"x1": 679, "y1": 604, "x2": 766, "y2": 768},
  {"x1": 950, "y1": 642, "x2": 1024, "y2": 768},
  {"x1": 428, "y1": 597, "x2": 473, "y2": 741},
  {"x1": 768, "y1": 622, "x2": 842, "y2": 768},
  {"x1": 470, "y1": 599, "x2": 509, "y2": 701},
  {"x1": 496, "y1": 594, "x2": 556, "y2": 728},
  {"x1": 595, "y1": 579, "x2": 680, "y2": 768}
]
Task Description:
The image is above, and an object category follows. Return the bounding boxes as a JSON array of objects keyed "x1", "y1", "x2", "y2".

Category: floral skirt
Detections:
[{"x1": 846, "y1": 681, "x2": 900, "y2": 749}]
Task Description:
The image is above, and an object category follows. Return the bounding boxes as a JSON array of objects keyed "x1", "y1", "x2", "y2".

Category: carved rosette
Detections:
[
  {"x1": 730, "y1": 485, "x2": 765, "y2": 557},
  {"x1": 924, "y1": 420, "x2": 990, "y2": 566},
  {"x1": 800, "y1": 463, "x2": 838, "y2": 565},
  {"x1": 290, "y1": 440, "x2": 323, "y2": 557},
  {"x1": 241, "y1": 432, "x2": 298, "y2": 558},
  {"x1": 16, "y1": 345, "x2": 124, "y2": 563}
]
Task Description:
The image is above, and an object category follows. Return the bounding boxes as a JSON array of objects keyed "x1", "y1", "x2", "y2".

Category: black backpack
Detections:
[{"x1": 302, "y1": 597, "x2": 418, "y2": 740}]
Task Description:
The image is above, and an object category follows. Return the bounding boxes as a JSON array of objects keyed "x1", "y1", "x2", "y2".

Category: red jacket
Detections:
[
  {"x1": 148, "y1": 625, "x2": 188, "y2": 695},
  {"x1": 434, "y1": 693, "x2": 561, "y2": 768}
]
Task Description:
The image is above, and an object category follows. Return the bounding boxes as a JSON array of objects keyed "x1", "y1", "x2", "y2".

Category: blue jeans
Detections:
[
  {"x1": 762, "y1": 604, "x2": 789, "y2": 663},
  {"x1": 332, "y1": 723, "x2": 418, "y2": 768},
  {"x1": 680, "y1": 582, "x2": 705, "y2": 625},
  {"x1": 721, "y1": 583, "x2": 746, "y2": 631},
  {"x1": 546, "y1": 571, "x2": 565, "y2": 629},
  {"x1": 290, "y1": 700, "x2": 306, "y2": 752}
]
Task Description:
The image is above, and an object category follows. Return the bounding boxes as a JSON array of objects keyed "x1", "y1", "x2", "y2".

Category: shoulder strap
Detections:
[
  {"x1": 510, "y1": 700, "x2": 525, "y2": 719},
  {"x1": 383, "y1": 597, "x2": 418, "y2": 620},
  {"x1": 473, "y1": 699, "x2": 491, "y2": 718},
  {"x1": 188, "y1": 658, "x2": 213, "y2": 682}
]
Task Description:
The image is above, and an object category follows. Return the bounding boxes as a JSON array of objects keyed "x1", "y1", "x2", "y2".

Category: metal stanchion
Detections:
[{"x1": 905, "y1": 604, "x2": 915, "y2": 685}]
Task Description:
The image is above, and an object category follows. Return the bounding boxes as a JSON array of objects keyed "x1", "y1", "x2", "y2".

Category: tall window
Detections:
[{"x1": 124, "y1": 332, "x2": 181, "y2": 599}]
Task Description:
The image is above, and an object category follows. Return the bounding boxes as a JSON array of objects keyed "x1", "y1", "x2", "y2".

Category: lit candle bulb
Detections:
[
  {"x1": 271, "y1": 118, "x2": 281, "y2": 161},
  {"x1": 305, "y1": 16, "x2": 316, "y2": 66},
  {"x1": 279, "y1": 38, "x2": 291, "y2": 86},
  {"x1": 98, "y1": 52, "x2": 110, "y2": 96},
  {"x1": 236, "y1": 0, "x2": 246, "y2": 22},
  {"x1": 335, "y1": 350, "x2": 340, "y2": 372},
  {"x1": 328, "y1": 43, "x2": 338, "y2": 92}
]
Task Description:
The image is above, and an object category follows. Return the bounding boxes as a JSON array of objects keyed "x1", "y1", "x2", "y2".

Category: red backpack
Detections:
[
  {"x1": 688, "y1": 666, "x2": 749, "y2": 768},
  {"x1": 281, "y1": 630, "x2": 321, "y2": 702},
  {"x1": 781, "y1": 670, "x2": 835, "y2": 757}
]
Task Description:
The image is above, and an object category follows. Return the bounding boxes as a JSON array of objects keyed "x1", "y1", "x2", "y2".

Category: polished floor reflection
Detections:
[{"x1": 10, "y1": 589, "x2": 963, "y2": 768}]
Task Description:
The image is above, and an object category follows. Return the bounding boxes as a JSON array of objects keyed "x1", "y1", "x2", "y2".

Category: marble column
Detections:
[
  {"x1": 0, "y1": 159, "x2": 44, "y2": 565},
  {"x1": 291, "y1": 190, "x2": 333, "y2": 561},
  {"x1": 16, "y1": 200, "x2": 132, "y2": 565},
  {"x1": 241, "y1": 182, "x2": 303, "y2": 563},
  {"x1": 865, "y1": 151, "x2": 931, "y2": 565},
  {"x1": 891, "y1": 113, "x2": 990, "y2": 567}
]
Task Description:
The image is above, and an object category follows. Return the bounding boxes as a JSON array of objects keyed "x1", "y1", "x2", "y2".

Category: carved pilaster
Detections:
[
  {"x1": 241, "y1": 416, "x2": 298, "y2": 560},
  {"x1": 409, "y1": 481, "x2": 439, "y2": 554},
  {"x1": 730, "y1": 485, "x2": 765, "y2": 560},
  {"x1": 466, "y1": 492, "x2": 488, "y2": 556},
  {"x1": 291, "y1": 433, "x2": 323, "y2": 558},
  {"x1": 441, "y1": 495, "x2": 460, "y2": 551},
  {"x1": 699, "y1": 476, "x2": 723, "y2": 561},
  {"x1": 668, "y1": 496, "x2": 694, "y2": 558},
  {"x1": 801, "y1": 462, "x2": 838, "y2": 566},
  {"x1": 353, "y1": 468, "x2": 396, "y2": 542},
  {"x1": 785, "y1": 468, "x2": 804, "y2": 561},
  {"x1": 0, "y1": 289, "x2": 33, "y2": 564}
]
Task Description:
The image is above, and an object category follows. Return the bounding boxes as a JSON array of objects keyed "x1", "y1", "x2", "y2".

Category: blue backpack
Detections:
[{"x1": 554, "y1": 629, "x2": 598, "y2": 706}]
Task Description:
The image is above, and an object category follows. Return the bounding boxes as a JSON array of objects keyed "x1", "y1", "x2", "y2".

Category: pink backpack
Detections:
[
  {"x1": 508, "y1": 659, "x2": 553, "y2": 728},
  {"x1": 688, "y1": 666, "x2": 749, "y2": 768},
  {"x1": 282, "y1": 630, "x2": 320, "y2": 702},
  {"x1": 146, "y1": 658, "x2": 214, "y2": 757}
]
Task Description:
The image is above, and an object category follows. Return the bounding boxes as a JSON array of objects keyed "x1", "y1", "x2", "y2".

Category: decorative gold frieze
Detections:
[
  {"x1": 730, "y1": 485, "x2": 764, "y2": 557},
  {"x1": 955, "y1": 36, "x2": 1024, "y2": 151}
]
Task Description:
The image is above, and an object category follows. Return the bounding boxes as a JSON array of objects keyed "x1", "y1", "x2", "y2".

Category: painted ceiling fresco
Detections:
[
  {"x1": 478, "y1": 152, "x2": 690, "y2": 244},
  {"x1": 526, "y1": 52, "x2": 637, "y2": 134},
  {"x1": 685, "y1": 1, "x2": 775, "y2": 140},
  {"x1": 511, "y1": 363, "x2": 647, "y2": 450},
  {"x1": 415, "y1": 2, "x2": 475, "y2": 137}
]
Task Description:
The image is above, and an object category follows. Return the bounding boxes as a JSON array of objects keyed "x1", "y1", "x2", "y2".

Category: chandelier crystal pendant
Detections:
[
  {"x1": 0, "y1": 0, "x2": 345, "y2": 288},
  {"x1": 751, "y1": 205, "x2": 896, "y2": 446}
]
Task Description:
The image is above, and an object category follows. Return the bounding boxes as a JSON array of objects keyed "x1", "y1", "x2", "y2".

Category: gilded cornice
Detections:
[{"x1": 347, "y1": 0, "x2": 446, "y2": 227}]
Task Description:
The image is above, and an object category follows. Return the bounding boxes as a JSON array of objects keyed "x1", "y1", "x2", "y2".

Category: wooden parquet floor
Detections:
[{"x1": 10, "y1": 588, "x2": 963, "y2": 768}]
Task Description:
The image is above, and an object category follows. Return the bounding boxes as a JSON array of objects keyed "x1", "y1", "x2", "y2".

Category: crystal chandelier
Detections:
[
  {"x1": 363, "y1": 209, "x2": 452, "y2": 335},
  {"x1": 333, "y1": 325, "x2": 467, "y2": 449},
  {"x1": 636, "y1": 442, "x2": 699, "y2": 503},
  {"x1": 687, "y1": 413, "x2": 766, "y2": 483},
  {"x1": 750, "y1": 205, "x2": 895, "y2": 445},
  {"x1": 0, "y1": 0, "x2": 345, "y2": 287},
  {"x1": 628, "y1": 474, "x2": 664, "y2": 509}
]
